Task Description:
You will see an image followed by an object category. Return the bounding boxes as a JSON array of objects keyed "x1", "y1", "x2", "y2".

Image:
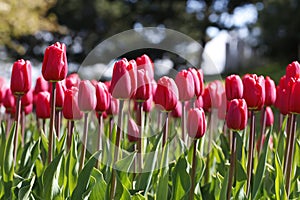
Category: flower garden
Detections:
[{"x1": 0, "y1": 42, "x2": 299, "y2": 199}]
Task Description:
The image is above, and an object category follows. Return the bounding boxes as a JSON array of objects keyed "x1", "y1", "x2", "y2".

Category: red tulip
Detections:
[
  {"x1": 153, "y1": 76, "x2": 178, "y2": 111},
  {"x1": 21, "y1": 89, "x2": 33, "y2": 107},
  {"x1": 42, "y1": 42, "x2": 68, "y2": 82},
  {"x1": 218, "y1": 91, "x2": 228, "y2": 120},
  {"x1": 202, "y1": 87, "x2": 211, "y2": 112},
  {"x1": 187, "y1": 108, "x2": 206, "y2": 138},
  {"x1": 23, "y1": 104, "x2": 33, "y2": 115},
  {"x1": 226, "y1": 99, "x2": 248, "y2": 131},
  {"x1": 265, "y1": 107, "x2": 274, "y2": 127},
  {"x1": 264, "y1": 76, "x2": 276, "y2": 106},
  {"x1": 63, "y1": 87, "x2": 83, "y2": 120},
  {"x1": 56, "y1": 81, "x2": 66, "y2": 109},
  {"x1": 10, "y1": 59, "x2": 32, "y2": 95},
  {"x1": 3, "y1": 88, "x2": 15, "y2": 111},
  {"x1": 106, "y1": 96, "x2": 119, "y2": 116},
  {"x1": 0, "y1": 77, "x2": 6, "y2": 104},
  {"x1": 36, "y1": 92, "x2": 51, "y2": 119},
  {"x1": 195, "y1": 95, "x2": 203, "y2": 108},
  {"x1": 110, "y1": 58, "x2": 135, "y2": 99},
  {"x1": 225, "y1": 74, "x2": 243, "y2": 100},
  {"x1": 288, "y1": 78, "x2": 300, "y2": 114},
  {"x1": 66, "y1": 73, "x2": 81, "y2": 89},
  {"x1": 135, "y1": 69, "x2": 152, "y2": 101},
  {"x1": 171, "y1": 101, "x2": 182, "y2": 118},
  {"x1": 78, "y1": 80, "x2": 96, "y2": 112},
  {"x1": 143, "y1": 97, "x2": 153, "y2": 112},
  {"x1": 136, "y1": 54, "x2": 154, "y2": 80},
  {"x1": 242, "y1": 74, "x2": 265, "y2": 110},
  {"x1": 34, "y1": 76, "x2": 49, "y2": 94},
  {"x1": 208, "y1": 80, "x2": 224, "y2": 108},
  {"x1": 175, "y1": 70, "x2": 195, "y2": 101},
  {"x1": 188, "y1": 68, "x2": 204, "y2": 97},
  {"x1": 95, "y1": 82, "x2": 110, "y2": 113},
  {"x1": 127, "y1": 118, "x2": 140, "y2": 142},
  {"x1": 275, "y1": 76, "x2": 290, "y2": 115},
  {"x1": 286, "y1": 61, "x2": 300, "y2": 80}
]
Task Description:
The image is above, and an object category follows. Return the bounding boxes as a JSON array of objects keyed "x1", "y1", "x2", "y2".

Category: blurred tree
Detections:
[
  {"x1": 257, "y1": 0, "x2": 300, "y2": 63},
  {"x1": 0, "y1": 0, "x2": 62, "y2": 56},
  {"x1": 1, "y1": 0, "x2": 259, "y2": 64}
]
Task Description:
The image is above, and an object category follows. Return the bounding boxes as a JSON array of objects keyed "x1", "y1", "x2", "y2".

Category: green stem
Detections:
[
  {"x1": 110, "y1": 100, "x2": 124, "y2": 199},
  {"x1": 79, "y1": 112, "x2": 89, "y2": 170},
  {"x1": 284, "y1": 114, "x2": 292, "y2": 176},
  {"x1": 246, "y1": 110, "x2": 255, "y2": 196},
  {"x1": 189, "y1": 139, "x2": 198, "y2": 200},
  {"x1": 227, "y1": 131, "x2": 237, "y2": 200},
  {"x1": 48, "y1": 82, "x2": 56, "y2": 163},
  {"x1": 13, "y1": 95, "x2": 21, "y2": 164},
  {"x1": 285, "y1": 113, "x2": 297, "y2": 197}
]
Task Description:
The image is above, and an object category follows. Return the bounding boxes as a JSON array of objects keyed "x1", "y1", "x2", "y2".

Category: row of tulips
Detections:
[{"x1": 0, "y1": 41, "x2": 299, "y2": 199}]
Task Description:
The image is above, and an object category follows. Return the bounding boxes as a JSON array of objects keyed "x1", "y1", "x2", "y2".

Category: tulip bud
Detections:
[
  {"x1": 242, "y1": 74, "x2": 265, "y2": 110},
  {"x1": 202, "y1": 87, "x2": 211, "y2": 112},
  {"x1": 226, "y1": 99, "x2": 248, "y2": 131},
  {"x1": 286, "y1": 61, "x2": 300, "y2": 80},
  {"x1": 106, "y1": 96, "x2": 119, "y2": 116},
  {"x1": 34, "y1": 76, "x2": 49, "y2": 94},
  {"x1": 110, "y1": 58, "x2": 135, "y2": 99},
  {"x1": 195, "y1": 95, "x2": 203, "y2": 109},
  {"x1": 153, "y1": 76, "x2": 178, "y2": 111},
  {"x1": 36, "y1": 92, "x2": 51, "y2": 119},
  {"x1": 127, "y1": 118, "x2": 140, "y2": 142},
  {"x1": 78, "y1": 80, "x2": 96, "y2": 112},
  {"x1": 188, "y1": 68, "x2": 204, "y2": 97},
  {"x1": 136, "y1": 54, "x2": 154, "y2": 80},
  {"x1": 225, "y1": 74, "x2": 243, "y2": 100},
  {"x1": 42, "y1": 42, "x2": 68, "y2": 82},
  {"x1": 63, "y1": 87, "x2": 83, "y2": 120},
  {"x1": 95, "y1": 82, "x2": 110, "y2": 113},
  {"x1": 21, "y1": 89, "x2": 33, "y2": 107},
  {"x1": 264, "y1": 76, "x2": 276, "y2": 106},
  {"x1": 171, "y1": 101, "x2": 182, "y2": 118},
  {"x1": 3, "y1": 88, "x2": 15, "y2": 111},
  {"x1": 208, "y1": 80, "x2": 224, "y2": 108},
  {"x1": 143, "y1": 97, "x2": 153, "y2": 112},
  {"x1": 56, "y1": 81, "x2": 66, "y2": 109},
  {"x1": 66, "y1": 73, "x2": 81, "y2": 89},
  {"x1": 288, "y1": 78, "x2": 300, "y2": 114},
  {"x1": 275, "y1": 76, "x2": 290, "y2": 115},
  {"x1": 175, "y1": 70, "x2": 195, "y2": 101},
  {"x1": 10, "y1": 59, "x2": 32, "y2": 96},
  {"x1": 23, "y1": 104, "x2": 33, "y2": 115},
  {"x1": 135, "y1": 69, "x2": 152, "y2": 101},
  {"x1": 187, "y1": 108, "x2": 206, "y2": 138},
  {"x1": 265, "y1": 107, "x2": 274, "y2": 127}
]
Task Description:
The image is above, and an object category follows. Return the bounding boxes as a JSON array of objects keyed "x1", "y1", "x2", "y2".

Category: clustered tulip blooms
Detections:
[{"x1": 5, "y1": 40, "x2": 300, "y2": 199}]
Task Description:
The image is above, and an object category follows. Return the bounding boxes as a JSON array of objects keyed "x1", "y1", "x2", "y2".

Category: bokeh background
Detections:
[{"x1": 0, "y1": 0, "x2": 299, "y2": 81}]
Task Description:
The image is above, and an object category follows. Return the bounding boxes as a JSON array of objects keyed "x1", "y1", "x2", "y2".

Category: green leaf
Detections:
[
  {"x1": 71, "y1": 151, "x2": 101, "y2": 200},
  {"x1": 66, "y1": 133, "x2": 79, "y2": 195},
  {"x1": 172, "y1": 156, "x2": 190, "y2": 200},
  {"x1": 18, "y1": 176, "x2": 36, "y2": 200},
  {"x1": 89, "y1": 168, "x2": 107, "y2": 200},
  {"x1": 219, "y1": 169, "x2": 229, "y2": 200},
  {"x1": 275, "y1": 153, "x2": 287, "y2": 200},
  {"x1": 252, "y1": 129, "x2": 271, "y2": 199},
  {"x1": 156, "y1": 141, "x2": 169, "y2": 200},
  {"x1": 115, "y1": 151, "x2": 136, "y2": 172},
  {"x1": 114, "y1": 172, "x2": 131, "y2": 200},
  {"x1": 42, "y1": 151, "x2": 64, "y2": 200},
  {"x1": 2, "y1": 122, "x2": 15, "y2": 182}
]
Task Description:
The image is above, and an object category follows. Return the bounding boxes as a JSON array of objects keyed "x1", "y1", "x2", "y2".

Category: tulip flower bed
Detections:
[{"x1": 0, "y1": 42, "x2": 300, "y2": 200}]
